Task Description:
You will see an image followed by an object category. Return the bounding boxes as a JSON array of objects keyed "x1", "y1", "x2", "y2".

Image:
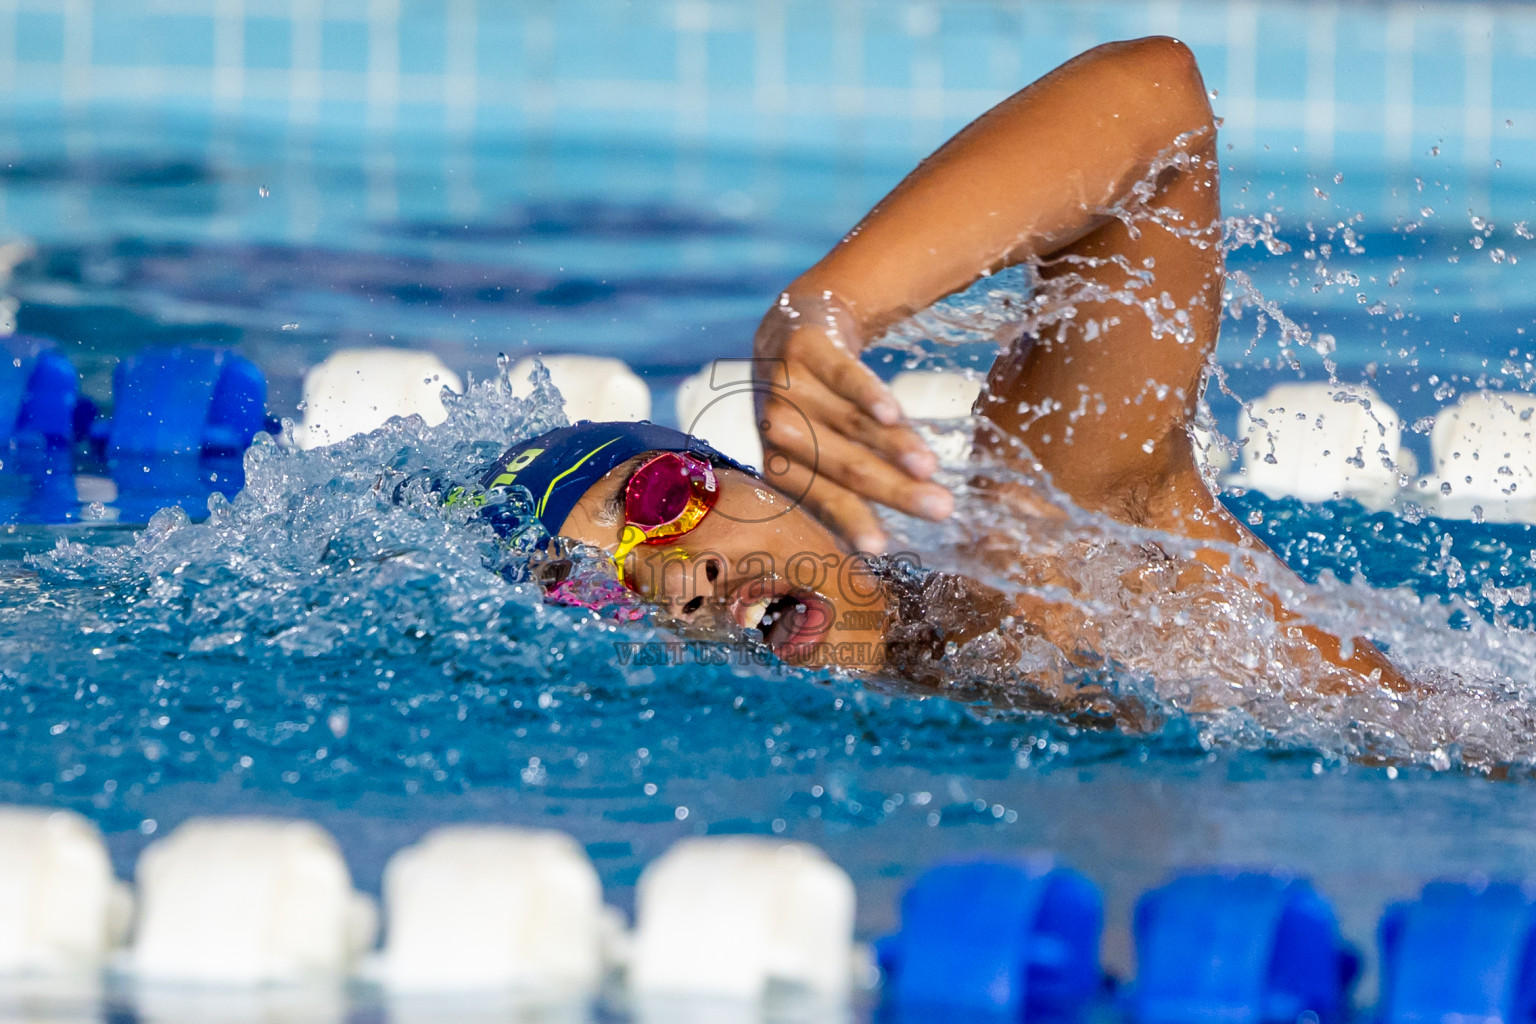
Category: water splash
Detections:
[
  {"x1": 5, "y1": 153, "x2": 1536, "y2": 801},
  {"x1": 876, "y1": 440, "x2": 1536, "y2": 771},
  {"x1": 851, "y1": 144, "x2": 1536, "y2": 772}
]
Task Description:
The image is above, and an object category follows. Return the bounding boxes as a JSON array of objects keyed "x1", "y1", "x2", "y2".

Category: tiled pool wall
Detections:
[{"x1": 2, "y1": 0, "x2": 1535, "y2": 175}]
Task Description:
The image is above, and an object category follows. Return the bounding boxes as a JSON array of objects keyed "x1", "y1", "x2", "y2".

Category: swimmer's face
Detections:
[{"x1": 560, "y1": 455, "x2": 891, "y2": 670}]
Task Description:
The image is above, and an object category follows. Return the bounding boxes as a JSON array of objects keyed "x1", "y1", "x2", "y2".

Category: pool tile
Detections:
[
  {"x1": 15, "y1": 9, "x2": 64, "y2": 65},
  {"x1": 320, "y1": 19, "x2": 368, "y2": 75}
]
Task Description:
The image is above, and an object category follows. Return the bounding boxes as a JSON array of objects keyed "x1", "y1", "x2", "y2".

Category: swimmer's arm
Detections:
[
  {"x1": 797, "y1": 36, "x2": 1213, "y2": 330},
  {"x1": 756, "y1": 36, "x2": 1215, "y2": 549},
  {"x1": 1181, "y1": 533, "x2": 1416, "y2": 696}
]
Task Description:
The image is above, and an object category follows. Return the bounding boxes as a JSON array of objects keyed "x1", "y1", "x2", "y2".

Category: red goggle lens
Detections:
[{"x1": 624, "y1": 453, "x2": 716, "y2": 531}]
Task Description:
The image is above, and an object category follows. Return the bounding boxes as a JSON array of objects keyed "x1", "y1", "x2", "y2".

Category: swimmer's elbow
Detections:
[{"x1": 1095, "y1": 36, "x2": 1215, "y2": 136}]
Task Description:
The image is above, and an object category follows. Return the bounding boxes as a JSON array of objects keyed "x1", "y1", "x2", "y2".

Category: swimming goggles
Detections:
[{"x1": 610, "y1": 452, "x2": 720, "y2": 590}]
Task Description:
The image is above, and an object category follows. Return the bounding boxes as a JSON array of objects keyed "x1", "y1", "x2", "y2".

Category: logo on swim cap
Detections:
[{"x1": 487, "y1": 447, "x2": 545, "y2": 488}]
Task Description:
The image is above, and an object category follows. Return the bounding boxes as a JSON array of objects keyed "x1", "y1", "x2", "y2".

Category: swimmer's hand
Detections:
[
  {"x1": 750, "y1": 38, "x2": 1228, "y2": 552},
  {"x1": 753, "y1": 294, "x2": 954, "y2": 553}
]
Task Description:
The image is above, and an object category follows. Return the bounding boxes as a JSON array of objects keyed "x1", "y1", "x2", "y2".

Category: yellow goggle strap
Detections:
[
  {"x1": 612, "y1": 524, "x2": 648, "y2": 586},
  {"x1": 610, "y1": 490, "x2": 713, "y2": 587}
]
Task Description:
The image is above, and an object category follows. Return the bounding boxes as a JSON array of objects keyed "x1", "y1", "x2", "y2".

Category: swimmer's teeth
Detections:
[{"x1": 742, "y1": 599, "x2": 771, "y2": 630}]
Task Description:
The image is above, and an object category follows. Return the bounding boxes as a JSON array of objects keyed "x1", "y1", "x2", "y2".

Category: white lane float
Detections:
[
  {"x1": 889, "y1": 370, "x2": 981, "y2": 465},
  {"x1": 508, "y1": 355, "x2": 651, "y2": 423},
  {"x1": 379, "y1": 826, "x2": 611, "y2": 994},
  {"x1": 674, "y1": 364, "x2": 984, "y2": 474},
  {"x1": 132, "y1": 982, "x2": 346, "y2": 1024},
  {"x1": 674, "y1": 360, "x2": 764, "y2": 470},
  {"x1": 131, "y1": 818, "x2": 377, "y2": 985},
  {"x1": 385, "y1": 990, "x2": 591, "y2": 1024},
  {"x1": 888, "y1": 369, "x2": 981, "y2": 420},
  {"x1": 297, "y1": 348, "x2": 463, "y2": 449},
  {"x1": 629, "y1": 837, "x2": 856, "y2": 1003},
  {"x1": 1415, "y1": 390, "x2": 1536, "y2": 522},
  {"x1": 0, "y1": 806, "x2": 131, "y2": 975},
  {"x1": 1226, "y1": 382, "x2": 1415, "y2": 507}
]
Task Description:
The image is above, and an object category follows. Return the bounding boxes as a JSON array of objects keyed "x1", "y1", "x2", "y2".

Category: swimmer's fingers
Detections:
[
  {"x1": 774, "y1": 318, "x2": 904, "y2": 426},
  {"x1": 770, "y1": 372, "x2": 939, "y2": 482},
  {"x1": 758, "y1": 317, "x2": 953, "y2": 544},
  {"x1": 761, "y1": 392, "x2": 955, "y2": 543},
  {"x1": 764, "y1": 458, "x2": 888, "y2": 554},
  {"x1": 763, "y1": 391, "x2": 952, "y2": 520}
]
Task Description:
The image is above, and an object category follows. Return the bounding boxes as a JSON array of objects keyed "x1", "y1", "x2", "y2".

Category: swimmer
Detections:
[{"x1": 481, "y1": 37, "x2": 1410, "y2": 717}]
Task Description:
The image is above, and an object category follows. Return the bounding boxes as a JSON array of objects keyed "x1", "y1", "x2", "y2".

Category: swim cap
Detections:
[{"x1": 481, "y1": 420, "x2": 755, "y2": 537}]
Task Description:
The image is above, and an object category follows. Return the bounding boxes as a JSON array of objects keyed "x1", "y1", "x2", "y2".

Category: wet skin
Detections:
[
  {"x1": 748, "y1": 35, "x2": 1409, "y2": 697},
  {"x1": 554, "y1": 36, "x2": 1408, "y2": 699},
  {"x1": 558, "y1": 458, "x2": 891, "y2": 669}
]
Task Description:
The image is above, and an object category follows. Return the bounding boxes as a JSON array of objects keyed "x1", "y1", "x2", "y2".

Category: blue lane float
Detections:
[
  {"x1": 0, "y1": 334, "x2": 91, "y2": 447},
  {"x1": 0, "y1": 336, "x2": 90, "y2": 522},
  {"x1": 1131, "y1": 870, "x2": 1357, "y2": 1024},
  {"x1": 98, "y1": 346, "x2": 270, "y2": 520},
  {"x1": 877, "y1": 856, "x2": 1103, "y2": 1021},
  {"x1": 104, "y1": 346, "x2": 267, "y2": 456},
  {"x1": 1379, "y1": 880, "x2": 1536, "y2": 1024}
]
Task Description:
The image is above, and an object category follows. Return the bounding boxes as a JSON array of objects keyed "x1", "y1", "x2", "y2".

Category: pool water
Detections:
[{"x1": 6, "y1": 106, "x2": 1536, "y2": 996}]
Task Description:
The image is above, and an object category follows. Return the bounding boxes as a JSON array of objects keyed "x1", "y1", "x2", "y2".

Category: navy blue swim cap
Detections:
[{"x1": 482, "y1": 420, "x2": 755, "y2": 537}]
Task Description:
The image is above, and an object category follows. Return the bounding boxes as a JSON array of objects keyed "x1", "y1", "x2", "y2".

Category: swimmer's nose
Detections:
[{"x1": 660, "y1": 554, "x2": 727, "y2": 623}]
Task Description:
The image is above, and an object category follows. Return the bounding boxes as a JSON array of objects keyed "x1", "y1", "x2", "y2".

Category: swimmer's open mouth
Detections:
[{"x1": 730, "y1": 580, "x2": 835, "y2": 650}]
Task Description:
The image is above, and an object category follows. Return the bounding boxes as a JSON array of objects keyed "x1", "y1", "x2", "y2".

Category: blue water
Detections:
[{"x1": 7, "y1": 109, "x2": 1536, "y2": 991}]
